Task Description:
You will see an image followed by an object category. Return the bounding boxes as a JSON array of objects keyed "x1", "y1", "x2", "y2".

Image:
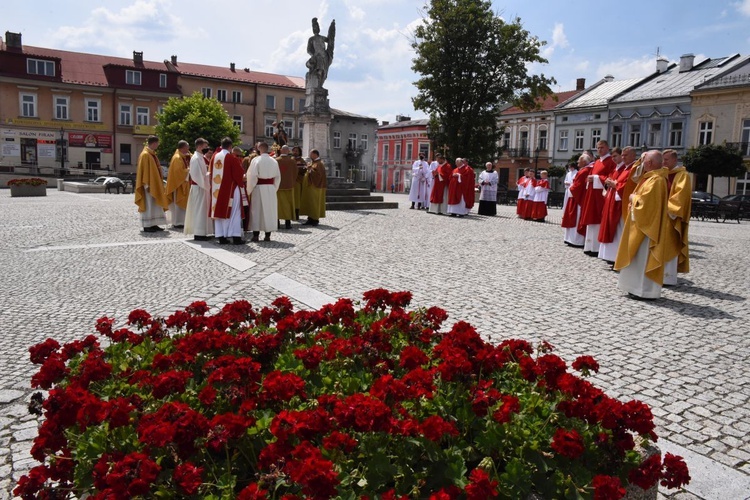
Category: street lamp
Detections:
[{"x1": 533, "y1": 146, "x2": 541, "y2": 175}]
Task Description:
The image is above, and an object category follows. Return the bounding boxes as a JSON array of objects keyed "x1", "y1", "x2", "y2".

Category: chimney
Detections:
[
  {"x1": 576, "y1": 78, "x2": 585, "y2": 90},
  {"x1": 170, "y1": 55, "x2": 177, "y2": 65},
  {"x1": 656, "y1": 56, "x2": 669, "y2": 73},
  {"x1": 230, "y1": 62, "x2": 235, "y2": 72},
  {"x1": 5, "y1": 31, "x2": 22, "y2": 51},
  {"x1": 244, "y1": 68, "x2": 250, "y2": 72},
  {"x1": 133, "y1": 51, "x2": 143, "y2": 65},
  {"x1": 396, "y1": 115, "x2": 411, "y2": 122},
  {"x1": 679, "y1": 53, "x2": 695, "y2": 72},
  {"x1": 381, "y1": 121, "x2": 390, "y2": 126},
  {"x1": 603, "y1": 74, "x2": 614, "y2": 82}
]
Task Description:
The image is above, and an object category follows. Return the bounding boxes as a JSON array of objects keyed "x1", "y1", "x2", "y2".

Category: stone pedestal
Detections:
[{"x1": 301, "y1": 87, "x2": 333, "y2": 177}]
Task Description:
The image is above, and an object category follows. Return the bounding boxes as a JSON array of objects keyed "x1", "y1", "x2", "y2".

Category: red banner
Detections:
[{"x1": 68, "y1": 133, "x2": 112, "y2": 148}]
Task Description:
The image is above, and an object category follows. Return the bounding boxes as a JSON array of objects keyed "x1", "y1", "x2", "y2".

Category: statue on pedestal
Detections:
[{"x1": 305, "y1": 17, "x2": 335, "y2": 94}]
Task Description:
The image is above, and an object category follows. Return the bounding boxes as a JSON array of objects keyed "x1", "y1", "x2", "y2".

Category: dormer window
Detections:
[
  {"x1": 126, "y1": 70, "x2": 142, "y2": 85},
  {"x1": 27, "y1": 58, "x2": 55, "y2": 77}
]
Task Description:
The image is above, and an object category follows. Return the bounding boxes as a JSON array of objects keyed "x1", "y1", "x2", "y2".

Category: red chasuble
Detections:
[
  {"x1": 209, "y1": 148, "x2": 246, "y2": 219},
  {"x1": 568, "y1": 165, "x2": 592, "y2": 235},
  {"x1": 447, "y1": 165, "x2": 475, "y2": 207},
  {"x1": 430, "y1": 162, "x2": 453, "y2": 204},
  {"x1": 579, "y1": 155, "x2": 616, "y2": 227},
  {"x1": 598, "y1": 163, "x2": 633, "y2": 243}
]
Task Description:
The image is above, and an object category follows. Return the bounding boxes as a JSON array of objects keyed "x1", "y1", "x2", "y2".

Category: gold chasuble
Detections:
[
  {"x1": 166, "y1": 150, "x2": 191, "y2": 210},
  {"x1": 614, "y1": 167, "x2": 680, "y2": 285},
  {"x1": 134, "y1": 146, "x2": 168, "y2": 212},
  {"x1": 667, "y1": 167, "x2": 692, "y2": 273}
]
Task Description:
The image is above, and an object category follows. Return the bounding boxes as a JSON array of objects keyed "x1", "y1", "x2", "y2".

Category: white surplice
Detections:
[
  {"x1": 184, "y1": 151, "x2": 213, "y2": 236},
  {"x1": 408, "y1": 160, "x2": 430, "y2": 205},
  {"x1": 247, "y1": 153, "x2": 281, "y2": 232}
]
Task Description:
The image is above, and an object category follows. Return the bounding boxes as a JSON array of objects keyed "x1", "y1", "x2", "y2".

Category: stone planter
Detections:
[{"x1": 9, "y1": 184, "x2": 47, "y2": 197}]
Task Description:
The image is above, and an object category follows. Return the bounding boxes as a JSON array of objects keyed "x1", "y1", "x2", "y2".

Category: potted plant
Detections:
[{"x1": 7, "y1": 177, "x2": 48, "y2": 197}]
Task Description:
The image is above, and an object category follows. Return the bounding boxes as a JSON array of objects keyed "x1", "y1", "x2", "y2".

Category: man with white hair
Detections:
[
  {"x1": 477, "y1": 161, "x2": 498, "y2": 216},
  {"x1": 447, "y1": 158, "x2": 475, "y2": 216},
  {"x1": 615, "y1": 150, "x2": 679, "y2": 299}
]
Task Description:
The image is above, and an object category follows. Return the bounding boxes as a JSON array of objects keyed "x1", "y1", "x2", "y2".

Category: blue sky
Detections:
[{"x1": 4, "y1": 0, "x2": 750, "y2": 122}]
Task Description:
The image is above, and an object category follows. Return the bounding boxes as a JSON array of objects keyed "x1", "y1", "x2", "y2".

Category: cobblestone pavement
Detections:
[{"x1": 0, "y1": 189, "x2": 748, "y2": 498}]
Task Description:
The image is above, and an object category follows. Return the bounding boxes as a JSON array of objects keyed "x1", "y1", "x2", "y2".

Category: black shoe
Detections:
[
  {"x1": 285, "y1": 220, "x2": 292, "y2": 229},
  {"x1": 150, "y1": 226, "x2": 164, "y2": 231},
  {"x1": 173, "y1": 225, "x2": 184, "y2": 229},
  {"x1": 218, "y1": 237, "x2": 230, "y2": 245},
  {"x1": 193, "y1": 235, "x2": 209, "y2": 241},
  {"x1": 232, "y1": 237, "x2": 244, "y2": 245},
  {"x1": 142, "y1": 226, "x2": 157, "y2": 233},
  {"x1": 310, "y1": 219, "x2": 319, "y2": 226},
  {"x1": 264, "y1": 233, "x2": 271, "y2": 242}
]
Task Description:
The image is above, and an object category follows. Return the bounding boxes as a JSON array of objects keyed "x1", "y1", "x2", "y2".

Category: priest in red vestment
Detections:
[
  {"x1": 579, "y1": 140, "x2": 616, "y2": 255},
  {"x1": 598, "y1": 147, "x2": 636, "y2": 264},
  {"x1": 209, "y1": 137, "x2": 246, "y2": 245},
  {"x1": 428, "y1": 154, "x2": 452, "y2": 215},
  {"x1": 447, "y1": 158, "x2": 475, "y2": 216},
  {"x1": 568, "y1": 154, "x2": 594, "y2": 245}
]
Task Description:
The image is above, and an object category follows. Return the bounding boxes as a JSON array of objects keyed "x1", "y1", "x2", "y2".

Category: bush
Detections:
[
  {"x1": 7, "y1": 178, "x2": 48, "y2": 187},
  {"x1": 17, "y1": 290, "x2": 689, "y2": 499}
]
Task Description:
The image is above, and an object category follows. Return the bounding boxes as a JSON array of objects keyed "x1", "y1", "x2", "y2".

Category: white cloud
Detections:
[
  {"x1": 595, "y1": 54, "x2": 657, "y2": 80},
  {"x1": 551, "y1": 23, "x2": 569, "y2": 49},
  {"x1": 734, "y1": 0, "x2": 750, "y2": 16}
]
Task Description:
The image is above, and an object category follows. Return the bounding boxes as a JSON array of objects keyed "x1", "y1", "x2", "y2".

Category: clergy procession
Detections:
[
  {"x1": 560, "y1": 140, "x2": 691, "y2": 301},
  {"x1": 134, "y1": 135, "x2": 327, "y2": 245}
]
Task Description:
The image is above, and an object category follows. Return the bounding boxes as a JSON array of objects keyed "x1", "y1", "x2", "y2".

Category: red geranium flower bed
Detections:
[{"x1": 17, "y1": 289, "x2": 690, "y2": 499}]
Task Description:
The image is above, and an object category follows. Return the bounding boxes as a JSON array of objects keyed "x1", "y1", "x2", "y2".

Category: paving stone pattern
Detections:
[{"x1": 0, "y1": 190, "x2": 747, "y2": 498}]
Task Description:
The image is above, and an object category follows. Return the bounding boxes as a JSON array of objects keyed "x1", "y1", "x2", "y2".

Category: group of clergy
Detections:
[
  {"x1": 134, "y1": 135, "x2": 327, "y2": 245},
  {"x1": 515, "y1": 168, "x2": 552, "y2": 222},
  {"x1": 408, "y1": 154, "x2": 501, "y2": 217},
  {"x1": 561, "y1": 140, "x2": 691, "y2": 300}
]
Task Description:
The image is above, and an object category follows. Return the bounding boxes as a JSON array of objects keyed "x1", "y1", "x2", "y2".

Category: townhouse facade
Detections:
[
  {"x1": 0, "y1": 31, "x2": 306, "y2": 176},
  {"x1": 374, "y1": 117, "x2": 431, "y2": 192},
  {"x1": 329, "y1": 108, "x2": 378, "y2": 188}
]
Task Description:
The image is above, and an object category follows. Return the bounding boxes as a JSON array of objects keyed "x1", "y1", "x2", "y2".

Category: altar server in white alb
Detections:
[
  {"x1": 184, "y1": 138, "x2": 213, "y2": 241},
  {"x1": 424, "y1": 155, "x2": 438, "y2": 211},
  {"x1": 477, "y1": 162, "x2": 498, "y2": 216},
  {"x1": 408, "y1": 153, "x2": 430, "y2": 209},
  {"x1": 247, "y1": 142, "x2": 281, "y2": 242}
]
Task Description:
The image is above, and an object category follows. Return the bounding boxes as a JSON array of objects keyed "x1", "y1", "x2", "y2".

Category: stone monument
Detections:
[{"x1": 301, "y1": 17, "x2": 335, "y2": 166}]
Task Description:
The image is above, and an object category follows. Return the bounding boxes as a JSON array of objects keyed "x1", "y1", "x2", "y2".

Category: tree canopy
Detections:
[
  {"x1": 411, "y1": 0, "x2": 555, "y2": 165},
  {"x1": 683, "y1": 143, "x2": 746, "y2": 179},
  {"x1": 154, "y1": 92, "x2": 240, "y2": 161}
]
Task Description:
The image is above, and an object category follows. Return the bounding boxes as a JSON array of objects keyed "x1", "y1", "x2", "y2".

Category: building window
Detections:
[
  {"x1": 419, "y1": 143, "x2": 430, "y2": 158},
  {"x1": 201, "y1": 87, "x2": 212, "y2": 99},
  {"x1": 538, "y1": 129, "x2": 548, "y2": 150},
  {"x1": 406, "y1": 143, "x2": 413, "y2": 159},
  {"x1": 361, "y1": 134, "x2": 369, "y2": 150},
  {"x1": 298, "y1": 121, "x2": 304, "y2": 141},
  {"x1": 136, "y1": 106, "x2": 149, "y2": 126},
  {"x1": 629, "y1": 124, "x2": 641, "y2": 147},
  {"x1": 266, "y1": 95, "x2": 276, "y2": 109},
  {"x1": 119, "y1": 103, "x2": 132, "y2": 126},
  {"x1": 299, "y1": 98, "x2": 305, "y2": 111},
  {"x1": 27, "y1": 58, "x2": 55, "y2": 76},
  {"x1": 669, "y1": 122, "x2": 683, "y2": 147},
  {"x1": 333, "y1": 131, "x2": 341, "y2": 149},
  {"x1": 611, "y1": 125, "x2": 623, "y2": 148},
  {"x1": 360, "y1": 166, "x2": 367, "y2": 181},
  {"x1": 285, "y1": 97, "x2": 294, "y2": 112},
  {"x1": 590, "y1": 129, "x2": 601, "y2": 149},
  {"x1": 20, "y1": 93, "x2": 37, "y2": 117},
  {"x1": 217, "y1": 89, "x2": 227, "y2": 102},
  {"x1": 347, "y1": 134, "x2": 356, "y2": 151},
  {"x1": 283, "y1": 119, "x2": 293, "y2": 139},
  {"x1": 54, "y1": 96, "x2": 69, "y2": 120},
  {"x1": 126, "y1": 70, "x2": 142, "y2": 85},
  {"x1": 740, "y1": 119, "x2": 750, "y2": 156},
  {"x1": 232, "y1": 90, "x2": 242, "y2": 103},
  {"x1": 120, "y1": 143, "x2": 132, "y2": 165},
  {"x1": 698, "y1": 121, "x2": 713, "y2": 145},
  {"x1": 558, "y1": 130, "x2": 568, "y2": 151},
  {"x1": 159, "y1": 73, "x2": 167, "y2": 88},
  {"x1": 502, "y1": 132, "x2": 510, "y2": 149},
  {"x1": 86, "y1": 99, "x2": 101, "y2": 122},
  {"x1": 574, "y1": 129, "x2": 584, "y2": 151},
  {"x1": 232, "y1": 115, "x2": 243, "y2": 130},
  {"x1": 383, "y1": 144, "x2": 389, "y2": 162},
  {"x1": 264, "y1": 116, "x2": 275, "y2": 137},
  {"x1": 395, "y1": 144, "x2": 402, "y2": 162},
  {"x1": 648, "y1": 123, "x2": 662, "y2": 148},
  {"x1": 520, "y1": 130, "x2": 529, "y2": 153}
]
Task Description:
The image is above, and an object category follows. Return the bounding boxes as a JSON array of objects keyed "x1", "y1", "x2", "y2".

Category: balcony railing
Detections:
[{"x1": 727, "y1": 142, "x2": 750, "y2": 157}]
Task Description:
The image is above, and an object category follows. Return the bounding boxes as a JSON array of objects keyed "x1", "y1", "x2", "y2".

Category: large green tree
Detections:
[
  {"x1": 683, "y1": 143, "x2": 746, "y2": 194},
  {"x1": 411, "y1": 0, "x2": 555, "y2": 164},
  {"x1": 154, "y1": 92, "x2": 240, "y2": 161}
]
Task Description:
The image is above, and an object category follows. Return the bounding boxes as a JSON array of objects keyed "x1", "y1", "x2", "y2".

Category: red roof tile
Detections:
[
  {"x1": 173, "y1": 61, "x2": 304, "y2": 89},
  {"x1": 501, "y1": 89, "x2": 582, "y2": 115}
]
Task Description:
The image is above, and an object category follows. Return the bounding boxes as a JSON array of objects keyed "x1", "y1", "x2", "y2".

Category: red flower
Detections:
[
  {"x1": 551, "y1": 428, "x2": 585, "y2": 459},
  {"x1": 628, "y1": 453, "x2": 661, "y2": 490},
  {"x1": 198, "y1": 384, "x2": 217, "y2": 406},
  {"x1": 399, "y1": 345, "x2": 429, "y2": 370},
  {"x1": 322, "y1": 430, "x2": 358, "y2": 453},
  {"x1": 370, "y1": 374, "x2": 411, "y2": 403},
  {"x1": 260, "y1": 370, "x2": 306, "y2": 404},
  {"x1": 127, "y1": 309, "x2": 152, "y2": 328},
  {"x1": 186, "y1": 300, "x2": 210, "y2": 315},
  {"x1": 536, "y1": 354, "x2": 567, "y2": 388},
  {"x1": 150, "y1": 370, "x2": 192, "y2": 399},
  {"x1": 472, "y1": 387, "x2": 501, "y2": 417},
  {"x1": 592, "y1": 474, "x2": 626, "y2": 500},
  {"x1": 661, "y1": 453, "x2": 690, "y2": 489},
  {"x1": 207, "y1": 413, "x2": 254, "y2": 453},
  {"x1": 497, "y1": 338, "x2": 534, "y2": 361},
  {"x1": 420, "y1": 415, "x2": 459, "y2": 442},
  {"x1": 428, "y1": 485, "x2": 462, "y2": 500},
  {"x1": 30, "y1": 353, "x2": 68, "y2": 389},
  {"x1": 29, "y1": 338, "x2": 60, "y2": 364},
  {"x1": 465, "y1": 468, "x2": 499, "y2": 499},
  {"x1": 572, "y1": 355, "x2": 600, "y2": 374},
  {"x1": 622, "y1": 400, "x2": 656, "y2": 439},
  {"x1": 173, "y1": 462, "x2": 204, "y2": 495},
  {"x1": 238, "y1": 482, "x2": 269, "y2": 499},
  {"x1": 492, "y1": 395, "x2": 521, "y2": 424},
  {"x1": 333, "y1": 393, "x2": 392, "y2": 432},
  {"x1": 286, "y1": 442, "x2": 340, "y2": 499},
  {"x1": 294, "y1": 345, "x2": 325, "y2": 370},
  {"x1": 13, "y1": 465, "x2": 49, "y2": 498}
]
